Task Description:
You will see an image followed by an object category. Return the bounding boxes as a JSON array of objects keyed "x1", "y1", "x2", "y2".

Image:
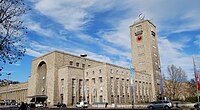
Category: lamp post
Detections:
[
  {"x1": 80, "y1": 54, "x2": 87, "y2": 101},
  {"x1": 6, "y1": 73, "x2": 11, "y2": 104}
]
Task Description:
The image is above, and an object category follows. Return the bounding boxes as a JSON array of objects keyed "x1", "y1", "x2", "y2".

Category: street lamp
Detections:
[
  {"x1": 80, "y1": 54, "x2": 87, "y2": 102},
  {"x1": 6, "y1": 73, "x2": 11, "y2": 105}
]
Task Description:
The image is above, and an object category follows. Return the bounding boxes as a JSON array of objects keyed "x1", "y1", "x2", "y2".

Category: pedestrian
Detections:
[
  {"x1": 105, "y1": 102, "x2": 108, "y2": 108},
  {"x1": 18, "y1": 102, "x2": 27, "y2": 110}
]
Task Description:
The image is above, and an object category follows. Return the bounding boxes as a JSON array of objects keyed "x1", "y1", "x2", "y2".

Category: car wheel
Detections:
[
  {"x1": 164, "y1": 105, "x2": 169, "y2": 109},
  {"x1": 149, "y1": 106, "x2": 153, "y2": 109}
]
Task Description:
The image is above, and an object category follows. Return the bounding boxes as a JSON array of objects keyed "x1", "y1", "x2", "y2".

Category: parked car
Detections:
[
  {"x1": 194, "y1": 102, "x2": 200, "y2": 108},
  {"x1": 147, "y1": 100, "x2": 173, "y2": 109},
  {"x1": 10, "y1": 100, "x2": 17, "y2": 105},
  {"x1": 76, "y1": 101, "x2": 88, "y2": 108},
  {"x1": 0, "y1": 100, "x2": 5, "y2": 105},
  {"x1": 56, "y1": 103, "x2": 66, "y2": 107},
  {"x1": 35, "y1": 103, "x2": 43, "y2": 107}
]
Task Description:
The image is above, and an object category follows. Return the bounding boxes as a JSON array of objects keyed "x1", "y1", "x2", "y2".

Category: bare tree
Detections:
[
  {"x1": 0, "y1": 0, "x2": 28, "y2": 71},
  {"x1": 188, "y1": 79, "x2": 197, "y2": 96},
  {"x1": 163, "y1": 64, "x2": 187, "y2": 100}
]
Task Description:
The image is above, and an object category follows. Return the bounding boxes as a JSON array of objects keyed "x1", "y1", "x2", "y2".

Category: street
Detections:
[{"x1": 0, "y1": 107, "x2": 196, "y2": 110}]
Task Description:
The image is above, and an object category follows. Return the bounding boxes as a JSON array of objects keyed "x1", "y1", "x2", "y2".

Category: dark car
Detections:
[
  {"x1": 0, "y1": 100, "x2": 5, "y2": 105},
  {"x1": 147, "y1": 100, "x2": 173, "y2": 109},
  {"x1": 194, "y1": 102, "x2": 200, "y2": 108},
  {"x1": 56, "y1": 103, "x2": 66, "y2": 107}
]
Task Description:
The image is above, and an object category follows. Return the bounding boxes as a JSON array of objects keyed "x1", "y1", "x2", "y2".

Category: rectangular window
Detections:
[
  {"x1": 61, "y1": 79, "x2": 64, "y2": 93},
  {"x1": 76, "y1": 63, "x2": 79, "y2": 67},
  {"x1": 138, "y1": 53, "x2": 145, "y2": 57},
  {"x1": 116, "y1": 70, "x2": 119, "y2": 74},
  {"x1": 61, "y1": 79, "x2": 64, "y2": 85},
  {"x1": 151, "y1": 31, "x2": 156, "y2": 36},
  {"x1": 86, "y1": 79, "x2": 89, "y2": 86},
  {"x1": 82, "y1": 64, "x2": 85, "y2": 68},
  {"x1": 69, "y1": 61, "x2": 73, "y2": 65},
  {"x1": 79, "y1": 79, "x2": 83, "y2": 94},
  {"x1": 111, "y1": 95, "x2": 114, "y2": 103},
  {"x1": 92, "y1": 78, "x2": 95, "y2": 84},
  {"x1": 110, "y1": 69, "x2": 113, "y2": 73},
  {"x1": 72, "y1": 79, "x2": 76, "y2": 95},
  {"x1": 135, "y1": 25, "x2": 143, "y2": 36},
  {"x1": 72, "y1": 79, "x2": 75, "y2": 86},
  {"x1": 99, "y1": 77, "x2": 102, "y2": 83},
  {"x1": 139, "y1": 61, "x2": 145, "y2": 65},
  {"x1": 137, "y1": 45, "x2": 144, "y2": 49},
  {"x1": 99, "y1": 95, "x2": 103, "y2": 102},
  {"x1": 99, "y1": 69, "x2": 101, "y2": 73}
]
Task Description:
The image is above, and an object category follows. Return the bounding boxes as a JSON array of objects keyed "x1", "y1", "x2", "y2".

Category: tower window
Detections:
[
  {"x1": 76, "y1": 63, "x2": 79, "y2": 67},
  {"x1": 151, "y1": 31, "x2": 156, "y2": 36},
  {"x1": 137, "y1": 45, "x2": 144, "y2": 49},
  {"x1": 99, "y1": 77, "x2": 102, "y2": 83},
  {"x1": 92, "y1": 78, "x2": 95, "y2": 84},
  {"x1": 110, "y1": 69, "x2": 113, "y2": 74},
  {"x1": 139, "y1": 61, "x2": 145, "y2": 65},
  {"x1": 82, "y1": 64, "x2": 85, "y2": 68},
  {"x1": 135, "y1": 25, "x2": 143, "y2": 36},
  {"x1": 69, "y1": 61, "x2": 73, "y2": 65},
  {"x1": 138, "y1": 53, "x2": 145, "y2": 56}
]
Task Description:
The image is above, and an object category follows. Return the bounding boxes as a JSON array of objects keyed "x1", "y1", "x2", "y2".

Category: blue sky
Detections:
[{"x1": 1, "y1": 0, "x2": 200, "y2": 82}]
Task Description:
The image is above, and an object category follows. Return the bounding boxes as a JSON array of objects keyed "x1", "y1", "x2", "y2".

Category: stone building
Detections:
[
  {"x1": 0, "y1": 18, "x2": 164, "y2": 106},
  {"x1": 130, "y1": 19, "x2": 161, "y2": 102},
  {"x1": 0, "y1": 82, "x2": 28, "y2": 102},
  {"x1": 27, "y1": 51, "x2": 131, "y2": 106}
]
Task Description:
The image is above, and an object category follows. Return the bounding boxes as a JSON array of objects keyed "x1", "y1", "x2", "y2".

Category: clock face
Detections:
[{"x1": 136, "y1": 36, "x2": 142, "y2": 42}]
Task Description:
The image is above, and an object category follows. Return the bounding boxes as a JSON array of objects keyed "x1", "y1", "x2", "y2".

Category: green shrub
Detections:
[{"x1": 185, "y1": 97, "x2": 198, "y2": 103}]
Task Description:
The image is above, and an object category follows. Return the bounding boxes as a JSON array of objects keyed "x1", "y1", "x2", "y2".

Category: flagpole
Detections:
[
  {"x1": 130, "y1": 67, "x2": 134, "y2": 110},
  {"x1": 197, "y1": 83, "x2": 199, "y2": 103},
  {"x1": 160, "y1": 73, "x2": 164, "y2": 109},
  {"x1": 193, "y1": 56, "x2": 199, "y2": 103}
]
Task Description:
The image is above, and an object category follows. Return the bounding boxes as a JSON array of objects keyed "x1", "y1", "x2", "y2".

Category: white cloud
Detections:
[
  {"x1": 26, "y1": 48, "x2": 44, "y2": 57},
  {"x1": 100, "y1": 18, "x2": 132, "y2": 49},
  {"x1": 34, "y1": 0, "x2": 95, "y2": 31},
  {"x1": 28, "y1": 0, "x2": 200, "y2": 80},
  {"x1": 158, "y1": 37, "x2": 193, "y2": 80},
  {"x1": 27, "y1": 21, "x2": 56, "y2": 38},
  {"x1": 30, "y1": 42, "x2": 55, "y2": 51},
  {"x1": 33, "y1": 0, "x2": 116, "y2": 32},
  {"x1": 102, "y1": 44, "x2": 131, "y2": 59},
  {"x1": 194, "y1": 35, "x2": 200, "y2": 47}
]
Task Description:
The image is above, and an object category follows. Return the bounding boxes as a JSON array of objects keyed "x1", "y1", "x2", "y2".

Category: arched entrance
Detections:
[{"x1": 36, "y1": 61, "x2": 47, "y2": 95}]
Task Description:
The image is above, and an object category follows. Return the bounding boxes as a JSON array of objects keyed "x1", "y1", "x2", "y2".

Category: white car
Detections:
[
  {"x1": 147, "y1": 100, "x2": 173, "y2": 109},
  {"x1": 76, "y1": 101, "x2": 88, "y2": 108}
]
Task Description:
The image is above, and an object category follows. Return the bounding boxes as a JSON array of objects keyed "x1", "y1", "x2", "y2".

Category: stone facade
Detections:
[
  {"x1": 130, "y1": 19, "x2": 161, "y2": 102},
  {"x1": 0, "y1": 19, "x2": 163, "y2": 106},
  {"x1": 0, "y1": 82, "x2": 28, "y2": 102},
  {"x1": 27, "y1": 51, "x2": 131, "y2": 106}
]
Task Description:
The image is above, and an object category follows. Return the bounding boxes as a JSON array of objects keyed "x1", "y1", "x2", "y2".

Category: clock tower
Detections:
[{"x1": 130, "y1": 18, "x2": 161, "y2": 102}]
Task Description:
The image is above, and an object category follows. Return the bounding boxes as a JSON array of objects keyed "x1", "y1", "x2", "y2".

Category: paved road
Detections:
[
  {"x1": 0, "y1": 107, "x2": 195, "y2": 110},
  {"x1": 0, "y1": 106, "x2": 195, "y2": 110}
]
